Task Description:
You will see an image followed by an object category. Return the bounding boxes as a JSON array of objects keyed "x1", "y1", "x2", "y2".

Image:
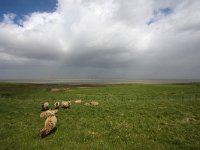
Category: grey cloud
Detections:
[
  {"x1": 63, "y1": 47, "x2": 135, "y2": 68},
  {"x1": 0, "y1": 0, "x2": 200, "y2": 79}
]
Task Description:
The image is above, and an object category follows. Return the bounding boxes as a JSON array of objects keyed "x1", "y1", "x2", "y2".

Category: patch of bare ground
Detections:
[
  {"x1": 50, "y1": 88, "x2": 70, "y2": 92},
  {"x1": 51, "y1": 88, "x2": 60, "y2": 92}
]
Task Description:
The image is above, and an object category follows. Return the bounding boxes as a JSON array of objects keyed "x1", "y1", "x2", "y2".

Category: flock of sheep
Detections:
[{"x1": 39, "y1": 100, "x2": 99, "y2": 138}]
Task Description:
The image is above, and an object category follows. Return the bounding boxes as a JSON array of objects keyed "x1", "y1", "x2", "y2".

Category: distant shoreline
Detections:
[{"x1": 0, "y1": 79, "x2": 200, "y2": 85}]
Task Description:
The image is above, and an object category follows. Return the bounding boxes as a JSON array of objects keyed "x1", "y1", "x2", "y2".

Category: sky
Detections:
[{"x1": 0, "y1": 0, "x2": 200, "y2": 79}]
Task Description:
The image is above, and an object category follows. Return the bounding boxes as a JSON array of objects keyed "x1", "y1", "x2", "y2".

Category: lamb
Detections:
[
  {"x1": 61, "y1": 101, "x2": 71, "y2": 109},
  {"x1": 40, "y1": 115, "x2": 57, "y2": 138},
  {"x1": 40, "y1": 109, "x2": 58, "y2": 119},
  {"x1": 41, "y1": 102, "x2": 49, "y2": 111},
  {"x1": 54, "y1": 102, "x2": 60, "y2": 109}
]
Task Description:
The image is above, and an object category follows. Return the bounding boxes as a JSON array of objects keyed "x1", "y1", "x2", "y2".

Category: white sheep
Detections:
[
  {"x1": 40, "y1": 110, "x2": 57, "y2": 138},
  {"x1": 41, "y1": 102, "x2": 49, "y2": 111},
  {"x1": 54, "y1": 102, "x2": 60, "y2": 109},
  {"x1": 40, "y1": 109, "x2": 58, "y2": 119},
  {"x1": 61, "y1": 101, "x2": 71, "y2": 109},
  {"x1": 75, "y1": 99, "x2": 82, "y2": 104},
  {"x1": 84, "y1": 102, "x2": 90, "y2": 106},
  {"x1": 90, "y1": 101, "x2": 99, "y2": 106}
]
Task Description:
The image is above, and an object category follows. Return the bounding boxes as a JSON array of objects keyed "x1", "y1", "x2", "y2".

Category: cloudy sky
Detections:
[{"x1": 0, "y1": 0, "x2": 200, "y2": 79}]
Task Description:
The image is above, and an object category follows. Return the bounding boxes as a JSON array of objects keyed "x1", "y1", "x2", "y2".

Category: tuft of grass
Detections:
[{"x1": 0, "y1": 83, "x2": 200, "y2": 150}]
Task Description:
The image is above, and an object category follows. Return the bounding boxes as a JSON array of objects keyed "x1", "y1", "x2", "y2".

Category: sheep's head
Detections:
[
  {"x1": 40, "y1": 129, "x2": 47, "y2": 138},
  {"x1": 41, "y1": 102, "x2": 49, "y2": 111},
  {"x1": 55, "y1": 101, "x2": 60, "y2": 106}
]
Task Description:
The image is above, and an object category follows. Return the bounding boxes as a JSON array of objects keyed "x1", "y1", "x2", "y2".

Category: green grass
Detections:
[{"x1": 0, "y1": 83, "x2": 200, "y2": 150}]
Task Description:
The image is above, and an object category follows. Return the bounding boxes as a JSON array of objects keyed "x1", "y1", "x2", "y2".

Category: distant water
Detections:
[{"x1": 0, "y1": 79, "x2": 200, "y2": 84}]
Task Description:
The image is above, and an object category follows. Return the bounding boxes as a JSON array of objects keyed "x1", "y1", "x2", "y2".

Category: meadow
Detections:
[{"x1": 0, "y1": 83, "x2": 200, "y2": 150}]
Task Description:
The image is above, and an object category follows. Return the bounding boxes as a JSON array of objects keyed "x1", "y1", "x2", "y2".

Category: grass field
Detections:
[{"x1": 0, "y1": 83, "x2": 200, "y2": 150}]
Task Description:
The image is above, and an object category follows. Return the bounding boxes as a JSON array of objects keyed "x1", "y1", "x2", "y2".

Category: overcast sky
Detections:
[{"x1": 0, "y1": 0, "x2": 200, "y2": 79}]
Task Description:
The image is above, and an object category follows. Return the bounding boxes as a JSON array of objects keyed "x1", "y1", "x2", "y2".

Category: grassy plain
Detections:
[{"x1": 0, "y1": 83, "x2": 200, "y2": 150}]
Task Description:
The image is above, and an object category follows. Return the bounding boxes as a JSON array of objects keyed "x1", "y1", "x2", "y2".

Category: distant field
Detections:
[{"x1": 0, "y1": 83, "x2": 200, "y2": 150}]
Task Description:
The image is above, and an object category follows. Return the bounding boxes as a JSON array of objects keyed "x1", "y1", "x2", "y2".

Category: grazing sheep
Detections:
[
  {"x1": 40, "y1": 109, "x2": 58, "y2": 119},
  {"x1": 75, "y1": 99, "x2": 82, "y2": 104},
  {"x1": 90, "y1": 101, "x2": 99, "y2": 106},
  {"x1": 61, "y1": 101, "x2": 71, "y2": 109},
  {"x1": 54, "y1": 102, "x2": 60, "y2": 109},
  {"x1": 40, "y1": 115, "x2": 57, "y2": 138},
  {"x1": 41, "y1": 102, "x2": 49, "y2": 111},
  {"x1": 84, "y1": 102, "x2": 90, "y2": 106}
]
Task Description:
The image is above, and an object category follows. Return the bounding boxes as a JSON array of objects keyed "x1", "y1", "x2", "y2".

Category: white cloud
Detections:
[
  {"x1": 2, "y1": 13, "x2": 16, "y2": 24},
  {"x1": 0, "y1": 0, "x2": 200, "y2": 79}
]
